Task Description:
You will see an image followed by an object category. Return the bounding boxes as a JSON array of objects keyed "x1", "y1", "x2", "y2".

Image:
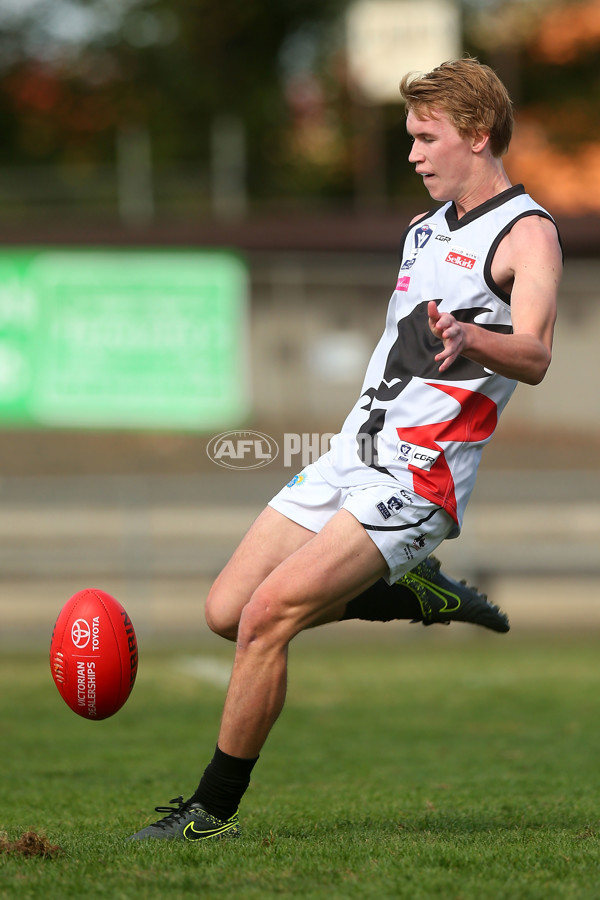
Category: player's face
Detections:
[{"x1": 406, "y1": 108, "x2": 477, "y2": 204}]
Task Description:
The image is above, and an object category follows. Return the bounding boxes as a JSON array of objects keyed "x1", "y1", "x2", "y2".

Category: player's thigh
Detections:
[
  {"x1": 241, "y1": 508, "x2": 388, "y2": 640},
  {"x1": 205, "y1": 505, "x2": 316, "y2": 637}
]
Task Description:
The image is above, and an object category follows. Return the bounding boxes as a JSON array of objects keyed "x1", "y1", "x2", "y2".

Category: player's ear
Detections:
[{"x1": 471, "y1": 131, "x2": 490, "y2": 154}]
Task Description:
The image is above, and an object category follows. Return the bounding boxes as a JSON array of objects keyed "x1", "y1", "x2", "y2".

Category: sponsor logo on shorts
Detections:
[
  {"x1": 403, "y1": 534, "x2": 427, "y2": 562},
  {"x1": 396, "y1": 276, "x2": 411, "y2": 292},
  {"x1": 376, "y1": 493, "x2": 405, "y2": 520},
  {"x1": 376, "y1": 502, "x2": 391, "y2": 520}
]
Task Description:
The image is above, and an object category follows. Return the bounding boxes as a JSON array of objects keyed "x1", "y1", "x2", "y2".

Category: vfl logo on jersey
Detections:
[
  {"x1": 376, "y1": 494, "x2": 405, "y2": 520},
  {"x1": 414, "y1": 223, "x2": 435, "y2": 248},
  {"x1": 401, "y1": 223, "x2": 436, "y2": 270},
  {"x1": 446, "y1": 249, "x2": 476, "y2": 270}
]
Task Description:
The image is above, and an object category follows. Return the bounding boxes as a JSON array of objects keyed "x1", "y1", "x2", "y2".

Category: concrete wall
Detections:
[{"x1": 247, "y1": 252, "x2": 598, "y2": 439}]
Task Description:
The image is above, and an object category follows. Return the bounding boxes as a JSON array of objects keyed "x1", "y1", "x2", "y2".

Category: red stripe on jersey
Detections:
[{"x1": 396, "y1": 384, "x2": 498, "y2": 521}]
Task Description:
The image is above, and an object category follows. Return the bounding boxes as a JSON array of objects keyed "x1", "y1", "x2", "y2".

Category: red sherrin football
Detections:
[{"x1": 50, "y1": 589, "x2": 138, "y2": 720}]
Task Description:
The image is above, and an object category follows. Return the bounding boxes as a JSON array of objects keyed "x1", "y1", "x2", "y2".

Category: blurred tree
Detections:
[
  {"x1": 467, "y1": 0, "x2": 600, "y2": 214},
  {"x1": 0, "y1": 0, "x2": 352, "y2": 206},
  {"x1": 1, "y1": 0, "x2": 599, "y2": 216}
]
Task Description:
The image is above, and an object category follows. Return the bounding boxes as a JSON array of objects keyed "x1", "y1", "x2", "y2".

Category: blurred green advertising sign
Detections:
[{"x1": 0, "y1": 249, "x2": 250, "y2": 430}]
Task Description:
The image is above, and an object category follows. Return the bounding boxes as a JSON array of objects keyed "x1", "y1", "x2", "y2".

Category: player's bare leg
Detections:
[
  {"x1": 205, "y1": 506, "x2": 509, "y2": 641},
  {"x1": 216, "y1": 508, "x2": 387, "y2": 759},
  {"x1": 129, "y1": 508, "x2": 387, "y2": 842},
  {"x1": 204, "y1": 506, "x2": 316, "y2": 641}
]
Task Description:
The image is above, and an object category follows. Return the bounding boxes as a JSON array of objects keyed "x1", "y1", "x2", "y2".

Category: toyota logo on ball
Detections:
[{"x1": 71, "y1": 618, "x2": 91, "y2": 649}]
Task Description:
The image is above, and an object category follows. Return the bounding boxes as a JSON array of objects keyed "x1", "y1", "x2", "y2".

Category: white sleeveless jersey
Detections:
[{"x1": 315, "y1": 185, "x2": 558, "y2": 535}]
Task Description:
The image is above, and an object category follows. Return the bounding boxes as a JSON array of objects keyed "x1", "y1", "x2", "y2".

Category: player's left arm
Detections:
[{"x1": 429, "y1": 215, "x2": 563, "y2": 385}]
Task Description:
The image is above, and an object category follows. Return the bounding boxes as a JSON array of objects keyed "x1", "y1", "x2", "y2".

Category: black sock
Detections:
[
  {"x1": 192, "y1": 745, "x2": 259, "y2": 821},
  {"x1": 341, "y1": 578, "x2": 421, "y2": 622}
]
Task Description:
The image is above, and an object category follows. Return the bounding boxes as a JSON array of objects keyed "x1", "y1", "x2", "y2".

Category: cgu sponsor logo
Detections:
[{"x1": 207, "y1": 431, "x2": 279, "y2": 470}]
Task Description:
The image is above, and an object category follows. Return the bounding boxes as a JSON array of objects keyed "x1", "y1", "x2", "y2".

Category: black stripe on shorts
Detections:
[{"x1": 360, "y1": 506, "x2": 441, "y2": 532}]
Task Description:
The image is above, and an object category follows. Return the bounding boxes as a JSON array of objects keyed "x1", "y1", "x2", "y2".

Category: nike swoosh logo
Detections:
[{"x1": 183, "y1": 820, "x2": 236, "y2": 841}]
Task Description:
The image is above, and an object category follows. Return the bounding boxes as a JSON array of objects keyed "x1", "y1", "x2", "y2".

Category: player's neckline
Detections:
[{"x1": 445, "y1": 184, "x2": 525, "y2": 231}]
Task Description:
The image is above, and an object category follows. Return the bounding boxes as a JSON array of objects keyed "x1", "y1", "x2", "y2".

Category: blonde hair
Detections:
[{"x1": 399, "y1": 58, "x2": 513, "y2": 157}]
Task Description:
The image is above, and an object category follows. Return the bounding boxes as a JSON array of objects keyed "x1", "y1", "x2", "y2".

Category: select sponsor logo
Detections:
[{"x1": 207, "y1": 431, "x2": 279, "y2": 469}]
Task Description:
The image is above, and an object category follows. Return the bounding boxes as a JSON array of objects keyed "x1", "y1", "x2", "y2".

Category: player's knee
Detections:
[
  {"x1": 237, "y1": 585, "x2": 297, "y2": 649},
  {"x1": 204, "y1": 584, "x2": 239, "y2": 641}
]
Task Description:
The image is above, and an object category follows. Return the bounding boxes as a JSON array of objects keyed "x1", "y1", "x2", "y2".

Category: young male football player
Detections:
[{"x1": 130, "y1": 57, "x2": 562, "y2": 842}]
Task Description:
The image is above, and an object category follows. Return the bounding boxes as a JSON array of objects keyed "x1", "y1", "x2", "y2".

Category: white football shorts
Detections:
[{"x1": 268, "y1": 463, "x2": 454, "y2": 583}]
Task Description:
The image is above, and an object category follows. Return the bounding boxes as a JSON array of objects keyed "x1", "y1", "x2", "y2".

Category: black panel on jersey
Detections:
[
  {"x1": 445, "y1": 184, "x2": 526, "y2": 231},
  {"x1": 483, "y1": 210, "x2": 563, "y2": 305},
  {"x1": 376, "y1": 300, "x2": 512, "y2": 384},
  {"x1": 356, "y1": 301, "x2": 512, "y2": 475}
]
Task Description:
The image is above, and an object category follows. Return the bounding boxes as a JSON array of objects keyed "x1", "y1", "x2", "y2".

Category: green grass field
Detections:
[{"x1": 1, "y1": 628, "x2": 599, "y2": 899}]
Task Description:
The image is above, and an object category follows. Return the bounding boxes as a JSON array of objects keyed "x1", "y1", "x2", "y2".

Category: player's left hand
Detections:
[{"x1": 427, "y1": 300, "x2": 466, "y2": 372}]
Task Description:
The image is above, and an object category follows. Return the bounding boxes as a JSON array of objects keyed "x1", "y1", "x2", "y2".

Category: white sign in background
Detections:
[{"x1": 346, "y1": 0, "x2": 462, "y2": 104}]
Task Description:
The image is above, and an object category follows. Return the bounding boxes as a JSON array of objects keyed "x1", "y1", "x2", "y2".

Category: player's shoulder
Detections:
[{"x1": 507, "y1": 212, "x2": 563, "y2": 261}]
